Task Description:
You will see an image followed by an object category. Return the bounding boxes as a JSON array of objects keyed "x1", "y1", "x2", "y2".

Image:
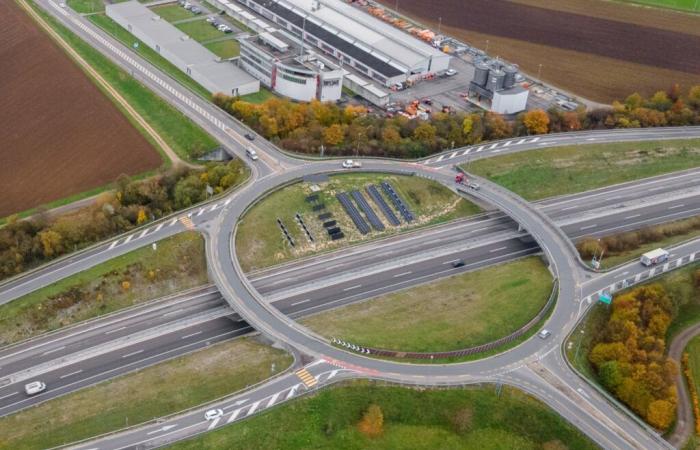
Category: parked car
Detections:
[
  {"x1": 223, "y1": 27, "x2": 233, "y2": 34},
  {"x1": 445, "y1": 69, "x2": 457, "y2": 76},
  {"x1": 206, "y1": 16, "x2": 216, "y2": 23},
  {"x1": 24, "y1": 381, "x2": 46, "y2": 396},
  {"x1": 341, "y1": 159, "x2": 362, "y2": 169},
  {"x1": 183, "y1": 3, "x2": 193, "y2": 10},
  {"x1": 538, "y1": 329, "x2": 551, "y2": 339},
  {"x1": 204, "y1": 409, "x2": 224, "y2": 421},
  {"x1": 191, "y1": 6, "x2": 202, "y2": 14}
]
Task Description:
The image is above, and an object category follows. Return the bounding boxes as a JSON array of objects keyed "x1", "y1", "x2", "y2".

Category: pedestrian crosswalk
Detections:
[
  {"x1": 179, "y1": 216, "x2": 195, "y2": 230},
  {"x1": 295, "y1": 368, "x2": 317, "y2": 388}
]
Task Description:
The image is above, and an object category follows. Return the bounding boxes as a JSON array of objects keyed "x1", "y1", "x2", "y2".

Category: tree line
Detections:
[
  {"x1": 213, "y1": 84, "x2": 700, "y2": 159},
  {"x1": 588, "y1": 284, "x2": 678, "y2": 430},
  {"x1": 0, "y1": 160, "x2": 247, "y2": 281}
]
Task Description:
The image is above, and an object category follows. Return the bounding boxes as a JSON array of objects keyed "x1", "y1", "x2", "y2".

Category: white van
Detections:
[
  {"x1": 24, "y1": 381, "x2": 46, "y2": 395},
  {"x1": 640, "y1": 248, "x2": 669, "y2": 267},
  {"x1": 246, "y1": 147, "x2": 258, "y2": 161}
]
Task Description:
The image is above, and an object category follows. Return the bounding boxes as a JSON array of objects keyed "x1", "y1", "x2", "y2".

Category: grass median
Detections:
[
  {"x1": 170, "y1": 381, "x2": 597, "y2": 450},
  {"x1": 0, "y1": 232, "x2": 208, "y2": 346},
  {"x1": 302, "y1": 256, "x2": 552, "y2": 353},
  {"x1": 30, "y1": 1, "x2": 218, "y2": 161},
  {"x1": 0, "y1": 338, "x2": 293, "y2": 450},
  {"x1": 468, "y1": 139, "x2": 700, "y2": 201},
  {"x1": 237, "y1": 172, "x2": 481, "y2": 272}
]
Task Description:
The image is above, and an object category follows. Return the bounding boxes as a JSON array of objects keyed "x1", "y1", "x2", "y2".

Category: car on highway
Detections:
[
  {"x1": 246, "y1": 147, "x2": 259, "y2": 161},
  {"x1": 24, "y1": 381, "x2": 46, "y2": 396},
  {"x1": 451, "y1": 259, "x2": 465, "y2": 268},
  {"x1": 445, "y1": 69, "x2": 457, "y2": 77},
  {"x1": 204, "y1": 408, "x2": 224, "y2": 420},
  {"x1": 341, "y1": 159, "x2": 362, "y2": 169},
  {"x1": 245, "y1": 132, "x2": 255, "y2": 141},
  {"x1": 538, "y1": 329, "x2": 551, "y2": 339},
  {"x1": 468, "y1": 182, "x2": 480, "y2": 191}
]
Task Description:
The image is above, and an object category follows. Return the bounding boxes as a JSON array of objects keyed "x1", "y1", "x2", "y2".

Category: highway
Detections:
[{"x1": 4, "y1": 1, "x2": 700, "y2": 449}]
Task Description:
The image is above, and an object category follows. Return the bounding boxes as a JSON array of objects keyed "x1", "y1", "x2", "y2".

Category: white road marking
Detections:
[
  {"x1": 624, "y1": 214, "x2": 641, "y2": 219},
  {"x1": 207, "y1": 417, "x2": 220, "y2": 430},
  {"x1": 138, "y1": 228, "x2": 149, "y2": 239},
  {"x1": 163, "y1": 308, "x2": 183, "y2": 317},
  {"x1": 123, "y1": 234, "x2": 133, "y2": 244},
  {"x1": 121, "y1": 349, "x2": 144, "y2": 358},
  {"x1": 648, "y1": 186, "x2": 665, "y2": 192},
  {"x1": 529, "y1": 137, "x2": 540, "y2": 143},
  {"x1": 105, "y1": 326, "x2": 128, "y2": 335},
  {"x1": 224, "y1": 198, "x2": 232, "y2": 206},
  {"x1": 475, "y1": 145, "x2": 485, "y2": 152},
  {"x1": 60, "y1": 370, "x2": 83, "y2": 379},
  {"x1": 108, "y1": 240, "x2": 118, "y2": 250},
  {"x1": 266, "y1": 392, "x2": 280, "y2": 408},
  {"x1": 449, "y1": 151, "x2": 457, "y2": 159},
  {"x1": 291, "y1": 299, "x2": 310, "y2": 306},
  {"x1": 560, "y1": 205, "x2": 579, "y2": 211},
  {"x1": 227, "y1": 408, "x2": 242, "y2": 423},
  {"x1": 196, "y1": 208, "x2": 205, "y2": 217},
  {"x1": 209, "y1": 203, "x2": 218, "y2": 212},
  {"x1": 503, "y1": 140, "x2": 512, "y2": 147},
  {"x1": 286, "y1": 384, "x2": 299, "y2": 400},
  {"x1": 236, "y1": 317, "x2": 246, "y2": 322},
  {"x1": 0, "y1": 392, "x2": 18, "y2": 401},
  {"x1": 668, "y1": 204, "x2": 685, "y2": 209},
  {"x1": 393, "y1": 271, "x2": 412, "y2": 277},
  {"x1": 489, "y1": 246, "x2": 507, "y2": 253},
  {"x1": 181, "y1": 331, "x2": 202, "y2": 339},
  {"x1": 342, "y1": 285, "x2": 362, "y2": 291},
  {"x1": 169, "y1": 218, "x2": 178, "y2": 226},
  {"x1": 246, "y1": 401, "x2": 260, "y2": 416},
  {"x1": 41, "y1": 346, "x2": 66, "y2": 356},
  {"x1": 488, "y1": 143, "x2": 498, "y2": 150},
  {"x1": 462, "y1": 148, "x2": 472, "y2": 155},
  {"x1": 154, "y1": 223, "x2": 164, "y2": 232},
  {"x1": 516, "y1": 139, "x2": 525, "y2": 145},
  {"x1": 579, "y1": 224, "x2": 597, "y2": 230}
]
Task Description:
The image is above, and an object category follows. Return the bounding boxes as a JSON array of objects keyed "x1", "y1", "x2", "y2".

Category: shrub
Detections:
[{"x1": 358, "y1": 404, "x2": 384, "y2": 438}]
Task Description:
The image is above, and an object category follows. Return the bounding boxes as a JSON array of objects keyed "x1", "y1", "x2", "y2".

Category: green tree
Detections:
[
  {"x1": 358, "y1": 404, "x2": 384, "y2": 438},
  {"x1": 413, "y1": 122, "x2": 437, "y2": 145},
  {"x1": 38, "y1": 230, "x2": 63, "y2": 258}
]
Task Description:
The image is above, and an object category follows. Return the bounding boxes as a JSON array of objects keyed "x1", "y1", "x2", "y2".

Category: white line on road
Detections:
[
  {"x1": 475, "y1": 145, "x2": 485, "y2": 152},
  {"x1": 154, "y1": 223, "x2": 164, "y2": 232},
  {"x1": 196, "y1": 208, "x2": 205, "y2": 217},
  {"x1": 105, "y1": 326, "x2": 128, "y2": 335},
  {"x1": 227, "y1": 408, "x2": 242, "y2": 423},
  {"x1": 392, "y1": 271, "x2": 412, "y2": 278},
  {"x1": 489, "y1": 246, "x2": 507, "y2": 253},
  {"x1": 488, "y1": 143, "x2": 498, "y2": 150},
  {"x1": 169, "y1": 218, "x2": 178, "y2": 226},
  {"x1": 181, "y1": 331, "x2": 202, "y2": 340},
  {"x1": 246, "y1": 401, "x2": 260, "y2": 416},
  {"x1": 163, "y1": 308, "x2": 184, "y2": 317},
  {"x1": 41, "y1": 346, "x2": 66, "y2": 356},
  {"x1": 121, "y1": 349, "x2": 144, "y2": 359},
  {"x1": 286, "y1": 384, "x2": 299, "y2": 400},
  {"x1": 266, "y1": 392, "x2": 280, "y2": 408},
  {"x1": 668, "y1": 204, "x2": 685, "y2": 209},
  {"x1": 342, "y1": 285, "x2": 362, "y2": 291},
  {"x1": 123, "y1": 234, "x2": 133, "y2": 244},
  {"x1": 579, "y1": 224, "x2": 597, "y2": 230},
  {"x1": 60, "y1": 370, "x2": 83, "y2": 379},
  {"x1": 0, "y1": 392, "x2": 18, "y2": 401},
  {"x1": 138, "y1": 228, "x2": 149, "y2": 239},
  {"x1": 108, "y1": 240, "x2": 118, "y2": 250},
  {"x1": 291, "y1": 299, "x2": 310, "y2": 306},
  {"x1": 624, "y1": 214, "x2": 641, "y2": 219},
  {"x1": 207, "y1": 417, "x2": 220, "y2": 430}
]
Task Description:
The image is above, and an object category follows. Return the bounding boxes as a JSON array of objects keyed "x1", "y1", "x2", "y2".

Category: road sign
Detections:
[{"x1": 599, "y1": 292, "x2": 612, "y2": 305}]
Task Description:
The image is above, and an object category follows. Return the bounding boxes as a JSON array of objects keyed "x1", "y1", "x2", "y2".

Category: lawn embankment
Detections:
[
  {"x1": 31, "y1": 1, "x2": 218, "y2": 161},
  {"x1": 302, "y1": 257, "x2": 552, "y2": 352},
  {"x1": 175, "y1": 18, "x2": 222, "y2": 42},
  {"x1": 0, "y1": 338, "x2": 292, "y2": 450},
  {"x1": 468, "y1": 139, "x2": 700, "y2": 201},
  {"x1": 169, "y1": 382, "x2": 598, "y2": 450},
  {"x1": 0, "y1": 232, "x2": 208, "y2": 346},
  {"x1": 577, "y1": 215, "x2": 700, "y2": 269},
  {"x1": 87, "y1": 13, "x2": 211, "y2": 99},
  {"x1": 151, "y1": 3, "x2": 195, "y2": 22},
  {"x1": 618, "y1": 0, "x2": 700, "y2": 13},
  {"x1": 237, "y1": 173, "x2": 481, "y2": 272}
]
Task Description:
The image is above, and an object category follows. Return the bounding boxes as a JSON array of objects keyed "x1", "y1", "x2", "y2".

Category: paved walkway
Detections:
[{"x1": 668, "y1": 322, "x2": 700, "y2": 447}]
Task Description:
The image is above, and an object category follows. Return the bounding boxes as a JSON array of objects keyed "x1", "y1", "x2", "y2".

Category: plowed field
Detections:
[
  {"x1": 0, "y1": 1, "x2": 162, "y2": 218},
  {"x1": 381, "y1": 0, "x2": 700, "y2": 102}
]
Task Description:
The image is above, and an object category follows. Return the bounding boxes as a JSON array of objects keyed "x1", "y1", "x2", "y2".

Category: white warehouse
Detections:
[
  {"x1": 106, "y1": 1, "x2": 259, "y2": 96},
  {"x1": 235, "y1": 0, "x2": 451, "y2": 87}
]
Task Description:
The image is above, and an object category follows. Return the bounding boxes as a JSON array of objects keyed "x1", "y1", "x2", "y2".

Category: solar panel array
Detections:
[
  {"x1": 381, "y1": 182, "x2": 414, "y2": 222},
  {"x1": 336, "y1": 192, "x2": 370, "y2": 234},
  {"x1": 318, "y1": 212, "x2": 332, "y2": 220},
  {"x1": 312, "y1": 203, "x2": 325, "y2": 211},
  {"x1": 366, "y1": 185, "x2": 400, "y2": 226},
  {"x1": 351, "y1": 190, "x2": 384, "y2": 231}
]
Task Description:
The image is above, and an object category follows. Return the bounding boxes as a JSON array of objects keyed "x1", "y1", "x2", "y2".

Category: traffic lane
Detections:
[
  {"x1": 0, "y1": 316, "x2": 246, "y2": 417},
  {"x1": 251, "y1": 216, "x2": 516, "y2": 294},
  {"x1": 0, "y1": 290, "x2": 225, "y2": 376}
]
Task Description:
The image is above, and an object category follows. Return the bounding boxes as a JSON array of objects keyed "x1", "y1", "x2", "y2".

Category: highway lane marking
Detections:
[
  {"x1": 266, "y1": 392, "x2": 280, "y2": 408},
  {"x1": 163, "y1": 308, "x2": 184, "y2": 317},
  {"x1": 342, "y1": 284, "x2": 362, "y2": 291},
  {"x1": 516, "y1": 138, "x2": 525, "y2": 145},
  {"x1": 209, "y1": 203, "x2": 218, "y2": 212},
  {"x1": 560, "y1": 205, "x2": 578, "y2": 211},
  {"x1": 393, "y1": 271, "x2": 412, "y2": 277},
  {"x1": 169, "y1": 218, "x2": 178, "y2": 226},
  {"x1": 196, "y1": 208, "x2": 205, "y2": 217},
  {"x1": 121, "y1": 349, "x2": 144, "y2": 358},
  {"x1": 291, "y1": 299, "x2": 310, "y2": 306},
  {"x1": 124, "y1": 234, "x2": 133, "y2": 244},
  {"x1": 0, "y1": 392, "x2": 18, "y2": 401},
  {"x1": 286, "y1": 384, "x2": 299, "y2": 400},
  {"x1": 181, "y1": 331, "x2": 203, "y2": 339},
  {"x1": 489, "y1": 246, "x2": 507, "y2": 253},
  {"x1": 60, "y1": 370, "x2": 83, "y2": 379},
  {"x1": 104, "y1": 326, "x2": 127, "y2": 334},
  {"x1": 154, "y1": 223, "x2": 164, "y2": 232},
  {"x1": 614, "y1": 271, "x2": 629, "y2": 279},
  {"x1": 488, "y1": 143, "x2": 498, "y2": 150},
  {"x1": 224, "y1": 198, "x2": 232, "y2": 206},
  {"x1": 503, "y1": 140, "x2": 512, "y2": 147},
  {"x1": 538, "y1": 141, "x2": 555, "y2": 146},
  {"x1": 441, "y1": 259, "x2": 461, "y2": 265},
  {"x1": 475, "y1": 145, "x2": 485, "y2": 152},
  {"x1": 648, "y1": 186, "x2": 665, "y2": 192},
  {"x1": 246, "y1": 400, "x2": 261, "y2": 416},
  {"x1": 138, "y1": 228, "x2": 149, "y2": 239},
  {"x1": 624, "y1": 214, "x2": 640, "y2": 219},
  {"x1": 668, "y1": 204, "x2": 685, "y2": 209},
  {"x1": 579, "y1": 224, "x2": 597, "y2": 230},
  {"x1": 227, "y1": 408, "x2": 242, "y2": 423},
  {"x1": 108, "y1": 240, "x2": 118, "y2": 250},
  {"x1": 207, "y1": 417, "x2": 221, "y2": 430},
  {"x1": 41, "y1": 346, "x2": 66, "y2": 356},
  {"x1": 462, "y1": 148, "x2": 472, "y2": 155}
]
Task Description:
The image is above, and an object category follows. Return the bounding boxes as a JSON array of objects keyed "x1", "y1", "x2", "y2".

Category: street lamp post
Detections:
[
  {"x1": 438, "y1": 17, "x2": 442, "y2": 35},
  {"x1": 537, "y1": 63, "x2": 543, "y2": 81}
]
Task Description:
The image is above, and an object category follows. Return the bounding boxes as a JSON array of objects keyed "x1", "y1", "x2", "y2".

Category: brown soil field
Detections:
[
  {"x1": 381, "y1": 0, "x2": 700, "y2": 103},
  {"x1": 0, "y1": 1, "x2": 162, "y2": 218}
]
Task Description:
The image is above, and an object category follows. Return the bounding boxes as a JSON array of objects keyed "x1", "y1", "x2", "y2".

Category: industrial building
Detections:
[
  {"x1": 239, "y1": 30, "x2": 344, "y2": 102},
  {"x1": 233, "y1": 0, "x2": 451, "y2": 87},
  {"x1": 106, "y1": 1, "x2": 259, "y2": 96},
  {"x1": 468, "y1": 61, "x2": 528, "y2": 114}
]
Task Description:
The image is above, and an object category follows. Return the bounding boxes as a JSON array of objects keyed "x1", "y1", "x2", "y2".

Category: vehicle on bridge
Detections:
[
  {"x1": 246, "y1": 147, "x2": 259, "y2": 161},
  {"x1": 640, "y1": 248, "x2": 669, "y2": 267},
  {"x1": 455, "y1": 172, "x2": 480, "y2": 190}
]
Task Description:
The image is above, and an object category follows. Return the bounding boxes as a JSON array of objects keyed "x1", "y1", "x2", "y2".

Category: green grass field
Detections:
[
  {"x1": 467, "y1": 139, "x2": 700, "y2": 201},
  {"x1": 176, "y1": 18, "x2": 224, "y2": 42},
  {"x1": 151, "y1": 3, "x2": 195, "y2": 22},
  {"x1": 0, "y1": 232, "x2": 207, "y2": 346},
  {"x1": 239, "y1": 86, "x2": 277, "y2": 104},
  {"x1": 302, "y1": 257, "x2": 552, "y2": 352},
  {"x1": 618, "y1": 0, "x2": 700, "y2": 13},
  {"x1": 204, "y1": 39, "x2": 240, "y2": 58},
  {"x1": 31, "y1": 3, "x2": 218, "y2": 161},
  {"x1": 0, "y1": 338, "x2": 292, "y2": 450},
  {"x1": 170, "y1": 382, "x2": 597, "y2": 450},
  {"x1": 237, "y1": 173, "x2": 481, "y2": 272},
  {"x1": 686, "y1": 335, "x2": 700, "y2": 400},
  {"x1": 88, "y1": 13, "x2": 211, "y2": 99}
]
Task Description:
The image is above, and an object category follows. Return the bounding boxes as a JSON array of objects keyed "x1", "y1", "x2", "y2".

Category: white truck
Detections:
[{"x1": 640, "y1": 248, "x2": 669, "y2": 267}]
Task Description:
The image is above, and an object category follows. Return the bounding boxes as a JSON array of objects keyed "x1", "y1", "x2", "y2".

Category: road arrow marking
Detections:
[{"x1": 233, "y1": 398, "x2": 248, "y2": 406}]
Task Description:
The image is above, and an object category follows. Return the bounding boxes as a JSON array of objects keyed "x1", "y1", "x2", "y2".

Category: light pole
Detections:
[
  {"x1": 536, "y1": 63, "x2": 543, "y2": 81},
  {"x1": 485, "y1": 39, "x2": 489, "y2": 53},
  {"x1": 438, "y1": 17, "x2": 442, "y2": 34}
]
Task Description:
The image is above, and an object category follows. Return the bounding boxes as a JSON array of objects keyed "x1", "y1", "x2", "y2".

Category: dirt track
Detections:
[{"x1": 0, "y1": 1, "x2": 162, "y2": 218}]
